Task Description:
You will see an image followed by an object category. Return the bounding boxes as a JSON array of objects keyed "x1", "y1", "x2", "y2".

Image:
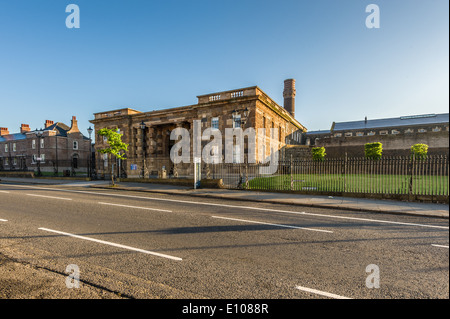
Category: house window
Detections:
[
  {"x1": 418, "y1": 128, "x2": 427, "y2": 133},
  {"x1": 211, "y1": 117, "x2": 219, "y2": 130},
  {"x1": 356, "y1": 132, "x2": 364, "y2": 136},
  {"x1": 334, "y1": 133, "x2": 342, "y2": 137},
  {"x1": 379, "y1": 130, "x2": 388, "y2": 135},
  {"x1": 40, "y1": 139, "x2": 44, "y2": 149},
  {"x1": 12, "y1": 158, "x2": 17, "y2": 166},
  {"x1": 391, "y1": 130, "x2": 400, "y2": 135},
  {"x1": 367, "y1": 131, "x2": 376, "y2": 136},
  {"x1": 432, "y1": 127, "x2": 441, "y2": 132},
  {"x1": 4, "y1": 158, "x2": 8, "y2": 166},
  {"x1": 32, "y1": 140, "x2": 36, "y2": 149},
  {"x1": 40, "y1": 154, "x2": 45, "y2": 162},
  {"x1": 32, "y1": 154, "x2": 37, "y2": 163},
  {"x1": 405, "y1": 128, "x2": 414, "y2": 134},
  {"x1": 4, "y1": 144, "x2": 8, "y2": 152},
  {"x1": 345, "y1": 132, "x2": 353, "y2": 137},
  {"x1": 12, "y1": 143, "x2": 16, "y2": 152},
  {"x1": 73, "y1": 141, "x2": 78, "y2": 150}
]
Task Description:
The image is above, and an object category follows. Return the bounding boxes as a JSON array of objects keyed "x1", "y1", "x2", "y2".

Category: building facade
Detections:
[
  {"x1": 305, "y1": 113, "x2": 449, "y2": 157},
  {"x1": 0, "y1": 116, "x2": 91, "y2": 176},
  {"x1": 90, "y1": 80, "x2": 307, "y2": 178}
]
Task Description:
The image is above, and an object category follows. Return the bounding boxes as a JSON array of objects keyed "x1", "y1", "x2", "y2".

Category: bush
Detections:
[
  {"x1": 411, "y1": 143, "x2": 428, "y2": 160},
  {"x1": 312, "y1": 147, "x2": 326, "y2": 161},
  {"x1": 364, "y1": 142, "x2": 383, "y2": 160}
]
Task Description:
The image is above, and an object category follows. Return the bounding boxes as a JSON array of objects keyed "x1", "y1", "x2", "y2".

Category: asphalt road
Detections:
[{"x1": 0, "y1": 182, "x2": 448, "y2": 300}]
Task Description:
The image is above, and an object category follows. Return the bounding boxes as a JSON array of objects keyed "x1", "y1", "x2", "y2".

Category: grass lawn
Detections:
[{"x1": 248, "y1": 173, "x2": 449, "y2": 195}]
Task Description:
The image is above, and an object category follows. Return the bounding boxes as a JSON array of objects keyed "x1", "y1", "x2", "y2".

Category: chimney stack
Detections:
[
  {"x1": 0, "y1": 127, "x2": 9, "y2": 136},
  {"x1": 67, "y1": 116, "x2": 80, "y2": 133},
  {"x1": 20, "y1": 124, "x2": 31, "y2": 133},
  {"x1": 283, "y1": 79, "x2": 296, "y2": 117},
  {"x1": 45, "y1": 120, "x2": 54, "y2": 128}
]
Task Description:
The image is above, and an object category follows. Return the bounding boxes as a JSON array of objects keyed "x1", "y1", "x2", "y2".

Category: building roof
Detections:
[
  {"x1": 0, "y1": 133, "x2": 27, "y2": 142},
  {"x1": 0, "y1": 122, "x2": 88, "y2": 142},
  {"x1": 332, "y1": 113, "x2": 449, "y2": 132}
]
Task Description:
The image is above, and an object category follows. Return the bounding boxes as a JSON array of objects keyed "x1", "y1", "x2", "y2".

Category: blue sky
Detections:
[{"x1": 0, "y1": 0, "x2": 448, "y2": 137}]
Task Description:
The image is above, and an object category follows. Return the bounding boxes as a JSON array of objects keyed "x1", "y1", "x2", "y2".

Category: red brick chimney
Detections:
[
  {"x1": 20, "y1": 124, "x2": 31, "y2": 133},
  {"x1": 0, "y1": 127, "x2": 9, "y2": 136},
  {"x1": 283, "y1": 79, "x2": 296, "y2": 117},
  {"x1": 45, "y1": 120, "x2": 54, "y2": 128}
]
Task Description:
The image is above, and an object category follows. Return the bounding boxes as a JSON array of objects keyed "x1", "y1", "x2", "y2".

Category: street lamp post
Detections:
[
  {"x1": 140, "y1": 121, "x2": 147, "y2": 178},
  {"x1": 232, "y1": 107, "x2": 249, "y2": 189},
  {"x1": 35, "y1": 128, "x2": 44, "y2": 177},
  {"x1": 87, "y1": 126, "x2": 93, "y2": 179}
]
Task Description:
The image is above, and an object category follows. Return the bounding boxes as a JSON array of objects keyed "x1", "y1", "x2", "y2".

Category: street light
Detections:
[
  {"x1": 140, "y1": 121, "x2": 147, "y2": 178},
  {"x1": 87, "y1": 126, "x2": 93, "y2": 179},
  {"x1": 35, "y1": 128, "x2": 44, "y2": 177}
]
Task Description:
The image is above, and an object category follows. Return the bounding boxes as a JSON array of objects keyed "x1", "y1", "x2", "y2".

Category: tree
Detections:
[
  {"x1": 364, "y1": 142, "x2": 383, "y2": 160},
  {"x1": 311, "y1": 147, "x2": 326, "y2": 161},
  {"x1": 411, "y1": 143, "x2": 428, "y2": 160},
  {"x1": 97, "y1": 128, "x2": 129, "y2": 186}
]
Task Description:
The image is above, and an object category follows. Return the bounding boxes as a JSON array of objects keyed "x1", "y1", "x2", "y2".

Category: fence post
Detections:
[
  {"x1": 290, "y1": 155, "x2": 294, "y2": 191},
  {"x1": 408, "y1": 155, "x2": 415, "y2": 201}
]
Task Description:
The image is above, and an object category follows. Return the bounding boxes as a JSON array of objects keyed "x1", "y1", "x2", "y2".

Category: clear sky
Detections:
[{"x1": 0, "y1": 0, "x2": 448, "y2": 137}]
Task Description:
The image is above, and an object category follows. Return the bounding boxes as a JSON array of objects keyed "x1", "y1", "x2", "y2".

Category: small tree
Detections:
[
  {"x1": 364, "y1": 142, "x2": 383, "y2": 160},
  {"x1": 312, "y1": 147, "x2": 326, "y2": 161},
  {"x1": 411, "y1": 143, "x2": 428, "y2": 160},
  {"x1": 97, "y1": 128, "x2": 129, "y2": 186}
]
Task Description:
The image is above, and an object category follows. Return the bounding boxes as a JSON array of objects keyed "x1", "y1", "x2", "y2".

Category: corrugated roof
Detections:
[{"x1": 333, "y1": 113, "x2": 449, "y2": 131}]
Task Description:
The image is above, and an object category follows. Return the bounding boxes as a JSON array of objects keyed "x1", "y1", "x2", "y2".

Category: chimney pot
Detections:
[{"x1": 21, "y1": 124, "x2": 31, "y2": 134}]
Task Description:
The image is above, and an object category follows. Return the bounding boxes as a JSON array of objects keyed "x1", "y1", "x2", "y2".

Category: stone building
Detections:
[
  {"x1": 305, "y1": 113, "x2": 449, "y2": 157},
  {"x1": 0, "y1": 116, "x2": 91, "y2": 176},
  {"x1": 90, "y1": 80, "x2": 307, "y2": 178}
]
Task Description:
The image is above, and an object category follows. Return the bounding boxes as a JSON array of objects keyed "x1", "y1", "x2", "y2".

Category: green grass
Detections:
[{"x1": 248, "y1": 173, "x2": 449, "y2": 195}]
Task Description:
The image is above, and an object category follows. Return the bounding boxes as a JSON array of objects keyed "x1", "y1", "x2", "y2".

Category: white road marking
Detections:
[
  {"x1": 0, "y1": 219, "x2": 7, "y2": 222},
  {"x1": 3, "y1": 184, "x2": 448, "y2": 230},
  {"x1": 212, "y1": 216, "x2": 333, "y2": 233},
  {"x1": 38, "y1": 227, "x2": 183, "y2": 261},
  {"x1": 98, "y1": 202, "x2": 172, "y2": 213},
  {"x1": 0, "y1": 190, "x2": 10, "y2": 193},
  {"x1": 295, "y1": 285, "x2": 352, "y2": 299},
  {"x1": 26, "y1": 194, "x2": 72, "y2": 201},
  {"x1": 431, "y1": 244, "x2": 449, "y2": 249}
]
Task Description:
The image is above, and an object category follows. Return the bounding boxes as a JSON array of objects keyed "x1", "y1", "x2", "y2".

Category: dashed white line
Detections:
[
  {"x1": 3, "y1": 184, "x2": 448, "y2": 230},
  {"x1": 0, "y1": 190, "x2": 10, "y2": 193},
  {"x1": 431, "y1": 244, "x2": 449, "y2": 249},
  {"x1": 38, "y1": 227, "x2": 183, "y2": 261},
  {"x1": 26, "y1": 194, "x2": 72, "y2": 201},
  {"x1": 295, "y1": 285, "x2": 352, "y2": 299},
  {"x1": 0, "y1": 219, "x2": 7, "y2": 222},
  {"x1": 212, "y1": 216, "x2": 333, "y2": 233},
  {"x1": 98, "y1": 202, "x2": 172, "y2": 213}
]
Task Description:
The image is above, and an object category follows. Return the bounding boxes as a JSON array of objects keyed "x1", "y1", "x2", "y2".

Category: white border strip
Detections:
[
  {"x1": 212, "y1": 216, "x2": 333, "y2": 233},
  {"x1": 38, "y1": 227, "x2": 182, "y2": 261},
  {"x1": 99, "y1": 202, "x2": 172, "y2": 213},
  {"x1": 295, "y1": 285, "x2": 352, "y2": 299}
]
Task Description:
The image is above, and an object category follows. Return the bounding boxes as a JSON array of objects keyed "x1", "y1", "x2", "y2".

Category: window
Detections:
[
  {"x1": 32, "y1": 140, "x2": 36, "y2": 149},
  {"x1": 391, "y1": 130, "x2": 400, "y2": 135},
  {"x1": 379, "y1": 130, "x2": 388, "y2": 135},
  {"x1": 73, "y1": 141, "x2": 78, "y2": 150},
  {"x1": 40, "y1": 154, "x2": 45, "y2": 162},
  {"x1": 233, "y1": 114, "x2": 241, "y2": 128},
  {"x1": 356, "y1": 132, "x2": 364, "y2": 136},
  {"x1": 4, "y1": 158, "x2": 8, "y2": 166},
  {"x1": 12, "y1": 158, "x2": 17, "y2": 166},
  {"x1": 405, "y1": 128, "x2": 414, "y2": 134},
  {"x1": 12, "y1": 143, "x2": 16, "y2": 152},
  {"x1": 4, "y1": 144, "x2": 8, "y2": 152},
  {"x1": 418, "y1": 128, "x2": 427, "y2": 133},
  {"x1": 334, "y1": 133, "x2": 342, "y2": 137},
  {"x1": 345, "y1": 132, "x2": 353, "y2": 137},
  {"x1": 367, "y1": 131, "x2": 376, "y2": 136},
  {"x1": 40, "y1": 139, "x2": 44, "y2": 149},
  {"x1": 211, "y1": 117, "x2": 219, "y2": 130}
]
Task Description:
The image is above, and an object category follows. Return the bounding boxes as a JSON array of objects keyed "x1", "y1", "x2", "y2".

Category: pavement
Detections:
[{"x1": 0, "y1": 177, "x2": 448, "y2": 219}]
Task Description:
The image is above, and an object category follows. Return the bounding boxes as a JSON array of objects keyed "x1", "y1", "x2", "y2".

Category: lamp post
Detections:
[
  {"x1": 35, "y1": 128, "x2": 44, "y2": 177},
  {"x1": 140, "y1": 121, "x2": 147, "y2": 178},
  {"x1": 87, "y1": 126, "x2": 93, "y2": 179}
]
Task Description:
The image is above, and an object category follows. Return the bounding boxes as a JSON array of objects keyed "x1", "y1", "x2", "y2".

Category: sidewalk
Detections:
[{"x1": 0, "y1": 177, "x2": 448, "y2": 219}]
